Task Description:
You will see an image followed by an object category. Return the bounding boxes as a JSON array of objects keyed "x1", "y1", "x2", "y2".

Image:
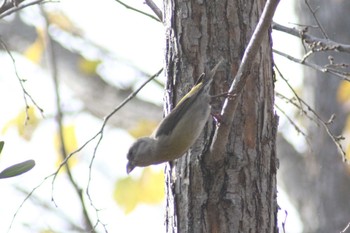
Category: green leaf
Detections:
[
  {"x1": 0, "y1": 141, "x2": 4, "y2": 154},
  {"x1": 0, "y1": 160, "x2": 35, "y2": 179}
]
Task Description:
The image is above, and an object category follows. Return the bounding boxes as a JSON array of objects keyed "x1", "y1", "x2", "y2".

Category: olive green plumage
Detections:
[{"x1": 126, "y1": 60, "x2": 223, "y2": 174}]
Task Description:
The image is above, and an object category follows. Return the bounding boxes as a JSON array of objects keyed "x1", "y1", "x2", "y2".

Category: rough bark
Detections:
[
  {"x1": 278, "y1": 1, "x2": 350, "y2": 232},
  {"x1": 163, "y1": 0, "x2": 278, "y2": 232}
]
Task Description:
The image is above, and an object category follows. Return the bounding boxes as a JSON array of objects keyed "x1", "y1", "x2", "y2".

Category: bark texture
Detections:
[{"x1": 163, "y1": 0, "x2": 278, "y2": 232}]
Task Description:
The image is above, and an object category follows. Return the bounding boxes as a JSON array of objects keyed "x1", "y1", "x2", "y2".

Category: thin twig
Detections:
[
  {"x1": 276, "y1": 90, "x2": 347, "y2": 161},
  {"x1": 114, "y1": 0, "x2": 161, "y2": 22},
  {"x1": 275, "y1": 103, "x2": 313, "y2": 152},
  {"x1": 209, "y1": 0, "x2": 280, "y2": 162},
  {"x1": 144, "y1": 0, "x2": 163, "y2": 21},
  {"x1": 0, "y1": 0, "x2": 52, "y2": 19},
  {"x1": 276, "y1": 92, "x2": 316, "y2": 125},
  {"x1": 298, "y1": 97, "x2": 347, "y2": 161},
  {"x1": 275, "y1": 104, "x2": 307, "y2": 138},
  {"x1": 0, "y1": 0, "x2": 25, "y2": 15},
  {"x1": 40, "y1": 7, "x2": 95, "y2": 231},
  {"x1": 273, "y1": 49, "x2": 350, "y2": 82},
  {"x1": 304, "y1": 0, "x2": 328, "y2": 39},
  {"x1": 272, "y1": 22, "x2": 350, "y2": 54},
  {"x1": 53, "y1": 68, "x2": 163, "y2": 229},
  {"x1": 0, "y1": 38, "x2": 44, "y2": 121},
  {"x1": 85, "y1": 68, "x2": 163, "y2": 196},
  {"x1": 274, "y1": 64, "x2": 303, "y2": 111},
  {"x1": 8, "y1": 175, "x2": 51, "y2": 232},
  {"x1": 9, "y1": 69, "x2": 163, "y2": 232},
  {"x1": 340, "y1": 221, "x2": 350, "y2": 233},
  {"x1": 15, "y1": 186, "x2": 85, "y2": 232}
]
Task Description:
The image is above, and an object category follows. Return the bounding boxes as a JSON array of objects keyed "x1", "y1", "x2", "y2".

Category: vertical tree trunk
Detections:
[{"x1": 163, "y1": 0, "x2": 278, "y2": 232}]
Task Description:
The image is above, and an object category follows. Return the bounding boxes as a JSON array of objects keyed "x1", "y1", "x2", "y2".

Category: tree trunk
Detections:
[
  {"x1": 163, "y1": 0, "x2": 279, "y2": 232},
  {"x1": 278, "y1": 1, "x2": 350, "y2": 232}
]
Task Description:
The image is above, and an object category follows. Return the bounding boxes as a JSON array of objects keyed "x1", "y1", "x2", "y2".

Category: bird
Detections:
[{"x1": 126, "y1": 59, "x2": 224, "y2": 174}]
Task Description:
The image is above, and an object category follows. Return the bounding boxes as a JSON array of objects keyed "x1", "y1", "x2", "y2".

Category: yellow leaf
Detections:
[
  {"x1": 47, "y1": 11, "x2": 80, "y2": 34},
  {"x1": 23, "y1": 29, "x2": 45, "y2": 63},
  {"x1": 78, "y1": 58, "x2": 101, "y2": 75},
  {"x1": 54, "y1": 124, "x2": 78, "y2": 168},
  {"x1": 2, "y1": 107, "x2": 40, "y2": 141},
  {"x1": 128, "y1": 119, "x2": 158, "y2": 138},
  {"x1": 139, "y1": 168, "x2": 165, "y2": 204},
  {"x1": 114, "y1": 168, "x2": 164, "y2": 214},
  {"x1": 39, "y1": 230, "x2": 55, "y2": 233},
  {"x1": 114, "y1": 176, "x2": 139, "y2": 214},
  {"x1": 337, "y1": 80, "x2": 350, "y2": 103}
]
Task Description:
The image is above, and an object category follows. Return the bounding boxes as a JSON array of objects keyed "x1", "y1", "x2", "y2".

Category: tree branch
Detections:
[
  {"x1": 304, "y1": 0, "x2": 328, "y2": 39},
  {"x1": 208, "y1": 0, "x2": 280, "y2": 163},
  {"x1": 41, "y1": 8, "x2": 95, "y2": 232},
  {"x1": 144, "y1": 0, "x2": 163, "y2": 22},
  {"x1": 9, "y1": 65, "x2": 162, "y2": 233},
  {"x1": 15, "y1": 186, "x2": 86, "y2": 232},
  {"x1": 0, "y1": 0, "x2": 51, "y2": 19},
  {"x1": 275, "y1": 92, "x2": 346, "y2": 161},
  {"x1": 274, "y1": 103, "x2": 310, "y2": 146},
  {"x1": 0, "y1": 38, "x2": 44, "y2": 121},
  {"x1": 0, "y1": 16, "x2": 162, "y2": 129},
  {"x1": 52, "y1": 67, "x2": 162, "y2": 229},
  {"x1": 0, "y1": 0, "x2": 25, "y2": 15},
  {"x1": 273, "y1": 49, "x2": 350, "y2": 82},
  {"x1": 114, "y1": 0, "x2": 161, "y2": 22},
  {"x1": 272, "y1": 22, "x2": 350, "y2": 54}
]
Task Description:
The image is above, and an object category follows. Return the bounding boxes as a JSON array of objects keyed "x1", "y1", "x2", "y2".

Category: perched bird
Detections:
[{"x1": 126, "y1": 59, "x2": 224, "y2": 174}]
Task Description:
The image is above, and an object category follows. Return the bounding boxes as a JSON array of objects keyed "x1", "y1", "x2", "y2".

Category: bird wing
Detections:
[
  {"x1": 154, "y1": 83, "x2": 205, "y2": 138},
  {"x1": 154, "y1": 58, "x2": 224, "y2": 138}
]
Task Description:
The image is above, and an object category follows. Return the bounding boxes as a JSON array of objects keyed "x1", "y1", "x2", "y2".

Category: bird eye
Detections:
[
  {"x1": 127, "y1": 147, "x2": 135, "y2": 160},
  {"x1": 127, "y1": 139, "x2": 147, "y2": 161}
]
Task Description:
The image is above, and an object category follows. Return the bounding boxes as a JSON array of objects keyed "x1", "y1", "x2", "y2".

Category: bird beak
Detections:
[{"x1": 126, "y1": 161, "x2": 135, "y2": 174}]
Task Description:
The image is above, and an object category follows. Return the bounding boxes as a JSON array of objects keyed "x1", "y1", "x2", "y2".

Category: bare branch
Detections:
[
  {"x1": 276, "y1": 91, "x2": 347, "y2": 161},
  {"x1": 53, "y1": 67, "x2": 163, "y2": 229},
  {"x1": 274, "y1": 64, "x2": 303, "y2": 111},
  {"x1": 275, "y1": 95, "x2": 314, "y2": 153},
  {"x1": 299, "y1": 98, "x2": 347, "y2": 162},
  {"x1": 40, "y1": 7, "x2": 95, "y2": 231},
  {"x1": 8, "y1": 175, "x2": 51, "y2": 232},
  {"x1": 0, "y1": 38, "x2": 44, "y2": 121},
  {"x1": 15, "y1": 186, "x2": 86, "y2": 232},
  {"x1": 0, "y1": 0, "x2": 53, "y2": 19},
  {"x1": 114, "y1": 0, "x2": 161, "y2": 22},
  {"x1": 276, "y1": 92, "x2": 316, "y2": 125},
  {"x1": 9, "y1": 68, "x2": 162, "y2": 232},
  {"x1": 275, "y1": 104, "x2": 309, "y2": 141},
  {"x1": 304, "y1": 0, "x2": 328, "y2": 39},
  {"x1": 144, "y1": 0, "x2": 163, "y2": 22},
  {"x1": 0, "y1": 0, "x2": 25, "y2": 15},
  {"x1": 209, "y1": 0, "x2": 280, "y2": 163},
  {"x1": 273, "y1": 49, "x2": 350, "y2": 82},
  {"x1": 341, "y1": 221, "x2": 350, "y2": 233},
  {"x1": 272, "y1": 22, "x2": 350, "y2": 54}
]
